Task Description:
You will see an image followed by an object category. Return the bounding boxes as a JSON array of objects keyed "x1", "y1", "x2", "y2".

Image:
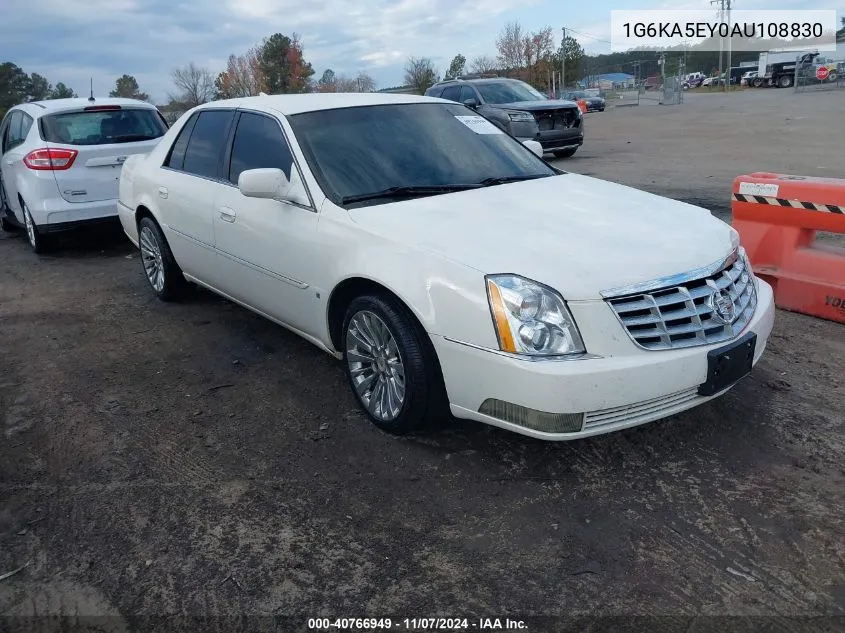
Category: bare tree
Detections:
[
  {"x1": 404, "y1": 57, "x2": 438, "y2": 94},
  {"x1": 356, "y1": 71, "x2": 376, "y2": 92},
  {"x1": 170, "y1": 62, "x2": 216, "y2": 108},
  {"x1": 496, "y1": 21, "x2": 527, "y2": 70},
  {"x1": 313, "y1": 71, "x2": 376, "y2": 93},
  {"x1": 470, "y1": 55, "x2": 498, "y2": 74},
  {"x1": 525, "y1": 27, "x2": 555, "y2": 86}
]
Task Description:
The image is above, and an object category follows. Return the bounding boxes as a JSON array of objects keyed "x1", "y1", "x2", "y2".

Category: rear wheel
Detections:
[
  {"x1": 553, "y1": 148, "x2": 577, "y2": 158},
  {"x1": 138, "y1": 216, "x2": 187, "y2": 301},
  {"x1": 342, "y1": 294, "x2": 447, "y2": 434},
  {"x1": 23, "y1": 202, "x2": 53, "y2": 253},
  {"x1": 778, "y1": 75, "x2": 793, "y2": 88}
]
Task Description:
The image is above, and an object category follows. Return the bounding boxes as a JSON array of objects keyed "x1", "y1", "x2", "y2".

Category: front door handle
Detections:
[
  {"x1": 219, "y1": 206, "x2": 236, "y2": 223},
  {"x1": 158, "y1": 187, "x2": 168, "y2": 199}
]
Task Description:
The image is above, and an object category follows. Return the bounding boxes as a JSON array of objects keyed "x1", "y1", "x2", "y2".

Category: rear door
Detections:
[
  {"x1": 40, "y1": 105, "x2": 168, "y2": 204},
  {"x1": 0, "y1": 110, "x2": 29, "y2": 220},
  {"x1": 156, "y1": 108, "x2": 235, "y2": 281}
]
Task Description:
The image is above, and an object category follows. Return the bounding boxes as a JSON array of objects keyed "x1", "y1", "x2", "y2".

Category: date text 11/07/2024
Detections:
[{"x1": 307, "y1": 618, "x2": 528, "y2": 630}]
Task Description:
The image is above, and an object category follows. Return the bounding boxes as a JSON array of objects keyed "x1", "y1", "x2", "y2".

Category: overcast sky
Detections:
[{"x1": 1, "y1": 0, "x2": 841, "y2": 103}]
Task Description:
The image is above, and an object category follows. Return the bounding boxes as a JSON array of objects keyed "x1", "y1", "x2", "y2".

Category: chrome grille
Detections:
[{"x1": 604, "y1": 250, "x2": 757, "y2": 351}]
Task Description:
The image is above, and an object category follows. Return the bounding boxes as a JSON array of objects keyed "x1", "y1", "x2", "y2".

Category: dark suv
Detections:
[{"x1": 425, "y1": 77, "x2": 584, "y2": 158}]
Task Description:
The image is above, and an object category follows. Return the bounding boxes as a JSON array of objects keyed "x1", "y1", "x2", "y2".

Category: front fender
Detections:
[{"x1": 319, "y1": 209, "x2": 499, "y2": 352}]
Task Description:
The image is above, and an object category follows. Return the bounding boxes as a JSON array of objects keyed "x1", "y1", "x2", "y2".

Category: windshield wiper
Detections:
[
  {"x1": 341, "y1": 184, "x2": 481, "y2": 205},
  {"x1": 477, "y1": 174, "x2": 552, "y2": 187}
]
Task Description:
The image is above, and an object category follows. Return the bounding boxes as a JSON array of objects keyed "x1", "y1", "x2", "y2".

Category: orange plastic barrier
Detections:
[
  {"x1": 576, "y1": 99, "x2": 588, "y2": 114},
  {"x1": 732, "y1": 172, "x2": 845, "y2": 324}
]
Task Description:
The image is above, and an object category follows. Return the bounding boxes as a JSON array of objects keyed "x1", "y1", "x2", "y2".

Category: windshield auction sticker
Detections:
[
  {"x1": 610, "y1": 9, "x2": 837, "y2": 52},
  {"x1": 455, "y1": 115, "x2": 504, "y2": 135}
]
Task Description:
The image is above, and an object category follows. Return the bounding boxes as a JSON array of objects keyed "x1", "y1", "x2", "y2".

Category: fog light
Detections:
[{"x1": 478, "y1": 399, "x2": 584, "y2": 433}]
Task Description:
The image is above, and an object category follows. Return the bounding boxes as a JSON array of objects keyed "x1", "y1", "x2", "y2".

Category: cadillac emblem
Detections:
[{"x1": 706, "y1": 281, "x2": 735, "y2": 324}]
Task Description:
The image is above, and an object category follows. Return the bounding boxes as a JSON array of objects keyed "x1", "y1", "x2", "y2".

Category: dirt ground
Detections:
[{"x1": 1, "y1": 88, "x2": 844, "y2": 632}]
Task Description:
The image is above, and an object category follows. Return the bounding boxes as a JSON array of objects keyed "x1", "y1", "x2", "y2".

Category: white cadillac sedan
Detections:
[{"x1": 117, "y1": 93, "x2": 775, "y2": 440}]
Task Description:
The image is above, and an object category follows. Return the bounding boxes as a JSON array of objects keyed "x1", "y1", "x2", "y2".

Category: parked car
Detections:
[
  {"x1": 0, "y1": 97, "x2": 169, "y2": 252},
  {"x1": 117, "y1": 94, "x2": 775, "y2": 441},
  {"x1": 741, "y1": 71, "x2": 758, "y2": 86},
  {"x1": 425, "y1": 77, "x2": 584, "y2": 158},
  {"x1": 562, "y1": 91, "x2": 606, "y2": 112}
]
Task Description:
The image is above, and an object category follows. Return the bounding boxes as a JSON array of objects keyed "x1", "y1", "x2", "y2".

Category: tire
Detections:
[
  {"x1": 137, "y1": 216, "x2": 187, "y2": 301},
  {"x1": 778, "y1": 75, "x2": 793, "y2": 88},
  {"x1": 553, "y1": 148, "x2": 577, "y2": 158},
  {"x1": 22, "y1": 202, "x2": 54, "y2": 253},
  {"x1": 341, "y1": 294, "x2": 447, "y2": 434},
  {"x1": 1, "y1": 213, "x2": 17, "y2": 232},
  {"x1": 752, "y1": 78, "x2": 763, "y2": 88}
]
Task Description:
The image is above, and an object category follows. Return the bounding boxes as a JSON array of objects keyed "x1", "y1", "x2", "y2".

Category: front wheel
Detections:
[
  {"x1": 342, "y1": 294, "x2": 447, "y2": 434},
  {"x1": 778, "y1": 75, "x2": 793, "y2": 88},
  {"x1": 138, "y1": 216, "x2": 187, "y2": 301},
  {"x1": 553, "y1": 148, "x2": 577, "y2": 158}
]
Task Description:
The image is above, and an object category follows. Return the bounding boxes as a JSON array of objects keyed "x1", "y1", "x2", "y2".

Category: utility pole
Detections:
[
  {"x1": 561, "y1": 27, "x2": 566, "y2": 91},
  {"x1": 726, "y1": 0, "x2": 733, "y2": 92},
  {"x1": 711, "y1": 0, "x2": 725, "y2": 91}
]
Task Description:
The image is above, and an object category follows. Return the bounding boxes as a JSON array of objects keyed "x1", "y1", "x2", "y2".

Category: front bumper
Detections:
[
  {"x1": 538, "y1": 128, "x2": 584, "y2": 152},
  {"x1": 433, "y1": 279, "x2": 775, "y2": 441}
]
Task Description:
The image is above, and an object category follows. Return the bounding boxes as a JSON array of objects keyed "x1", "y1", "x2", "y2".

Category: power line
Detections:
[{"x1": 564, "y1": 27, "x2": 613, "y2": 46}]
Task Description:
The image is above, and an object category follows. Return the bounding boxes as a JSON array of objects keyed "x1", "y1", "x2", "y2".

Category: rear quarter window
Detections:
[{"x1": 40, "y1": 108, "x2": 168, "y2": 146}]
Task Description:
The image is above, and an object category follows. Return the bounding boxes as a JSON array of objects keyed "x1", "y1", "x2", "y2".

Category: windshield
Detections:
[
  {"x1": 289, "y1": 103, "x2": 557, "y2": 208},
  {"x1": 41, "y1": 108, "x2": 168, "y2": 146},
  {"x1": 475, "y1": 81, "x2": 547, "y2": 104},
  {"x1": 567, "y1": 91, "x2": 588, "y2": 99}
]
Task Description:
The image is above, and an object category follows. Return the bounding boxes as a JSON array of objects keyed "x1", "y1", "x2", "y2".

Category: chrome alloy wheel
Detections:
[
  {"x1": 139, "y1": 225, "x2": 165, "y2": 293},
  {"x1": 24, "y1": 206, "x2": 36, "y2": 248},
  {"x1": 346, "y1": 310, "x2": 406, "y2": 421}
]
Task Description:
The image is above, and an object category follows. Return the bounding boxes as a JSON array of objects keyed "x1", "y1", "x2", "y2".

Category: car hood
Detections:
[
  {"x1": 347, "y1": 174, "x2": 737, "y2": 300},
  {"x1": 489, "y1": 99, "x2": 579, "y2": 111}
]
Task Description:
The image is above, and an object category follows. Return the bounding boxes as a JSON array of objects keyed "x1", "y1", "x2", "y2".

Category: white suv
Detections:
[{"x1": 0, "y1": 97, "x2": 168, "y2": 252}]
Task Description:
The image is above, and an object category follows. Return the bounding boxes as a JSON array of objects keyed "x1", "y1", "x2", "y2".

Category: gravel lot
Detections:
[{"x1": 1, "y1": 88, "x2": 844, "y2": 631}]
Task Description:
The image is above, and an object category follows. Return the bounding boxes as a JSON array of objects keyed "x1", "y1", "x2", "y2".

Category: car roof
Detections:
[
  {"x1": 14, "y1": 97, "x2": 157, "y2": 117},
  {"x1": 196, "y1": 92, "x2": 444, "y2": 116},
  {"x1": 431, "y1": 77, "x2": 522, "y2": 88}
]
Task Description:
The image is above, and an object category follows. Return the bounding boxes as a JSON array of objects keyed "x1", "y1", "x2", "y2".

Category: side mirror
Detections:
[
  {"x1": 238, "y1": 167, "x2": 309, "y2": 206},
  {"x1": 522, "y1": 140, "x2": 544, "y2": 158},
  {"x1": 463, "y1": 98, "x2": 479, "y2": 109}
]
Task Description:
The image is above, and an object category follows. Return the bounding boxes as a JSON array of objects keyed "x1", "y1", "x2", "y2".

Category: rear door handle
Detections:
[
  {"x1": 158, "y1": 187, "x2": 168, "y2": 199},
  {"x1": 219, "y1": 206, "x2": 236, "y2": 223}
]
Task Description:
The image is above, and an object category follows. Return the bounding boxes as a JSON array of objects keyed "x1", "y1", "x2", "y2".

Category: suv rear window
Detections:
[{"x1": 41, "y1": 108, "x2": 168, "y2": 146}]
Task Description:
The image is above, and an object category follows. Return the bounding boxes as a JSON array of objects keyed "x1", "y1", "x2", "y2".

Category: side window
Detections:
[
  {"x1": 460, "y1": 86, "x2": 478, "y2": 103},
  {"x1": 19, "y1": 113, "x2": 33, "y2": 143},
  {"x1": 228, "y1": 112, "x2": 294, "y2": 185},
  {"x1": 164, "y1": 112, "x2": 198, "y2": 170},
  {"x1": 0, "y1": 112, "x2": 12, "y2": 154},
  {"x1": 439, "y1": 86, "x2": 462, "y2": 102},
  {"x1": 182, "y1": 110, "x2": 235, "y2": 179},
  {"x1": 4, "y1": 112, "x2": 22, "y2": 152}
]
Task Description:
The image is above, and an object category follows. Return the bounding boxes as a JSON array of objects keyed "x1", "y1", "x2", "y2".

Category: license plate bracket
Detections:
[{"x1": 698, "y1": 331, "x2": 757, "y2": 396}]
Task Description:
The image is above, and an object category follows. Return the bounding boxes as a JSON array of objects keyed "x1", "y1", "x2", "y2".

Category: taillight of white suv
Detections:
[{"x1": 22, "y1": 148, "x2": 78, "y2": 171}]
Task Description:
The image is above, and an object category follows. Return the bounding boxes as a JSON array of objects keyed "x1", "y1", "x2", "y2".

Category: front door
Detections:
[{"x1": 212, "y1": 110, "x2": 321, "y2": 335}]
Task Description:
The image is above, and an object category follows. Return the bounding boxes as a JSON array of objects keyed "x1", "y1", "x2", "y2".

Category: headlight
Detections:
[
  {"x1": 486, "y1": 274, "x2": 585, "y2": 356},
  {"x1": 507, "y1": 111, "x2": 534, "y2": 122}
]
